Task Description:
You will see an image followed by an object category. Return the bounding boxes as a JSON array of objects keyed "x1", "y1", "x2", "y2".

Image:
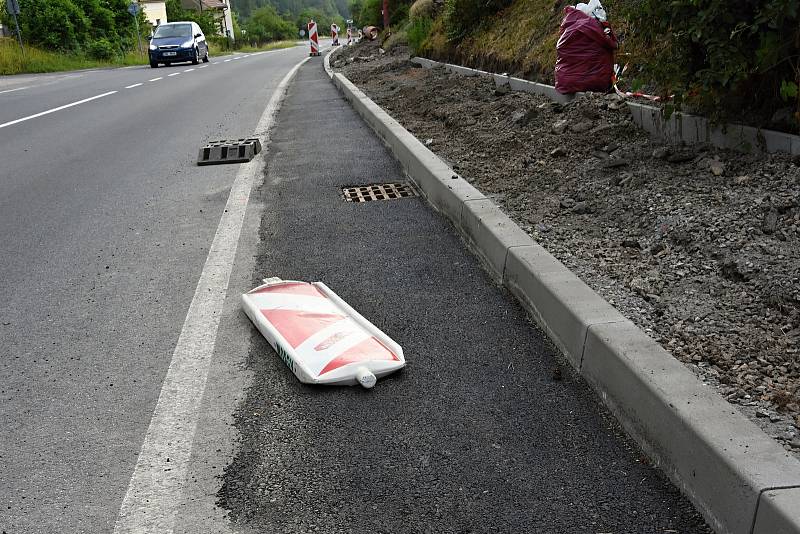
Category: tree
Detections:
[
  {"x1": 245, "y1": 5, "x2": 295, "y2": 43},
  {"x1": 165, "y1": 0, "x2": 217, "y2": 35},
  {"x1": 17, "y1": 0, "x2": 91, "y2": 50}
]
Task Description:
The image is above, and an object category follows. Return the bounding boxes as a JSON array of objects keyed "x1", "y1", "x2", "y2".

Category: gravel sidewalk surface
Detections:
[{"x1": 333, "y1": 41, "x2": 800, "y2": 456}]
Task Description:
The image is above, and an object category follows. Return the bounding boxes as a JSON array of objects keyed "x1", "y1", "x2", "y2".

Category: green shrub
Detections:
[
  {"x1": 390, "y1": 3, "x2": 409, "y2": 26},
  {"x1": 384, "y1": 29, "x2": 408, "y2": 50},
  {"x1": 16, "y1": 0, "x2": 90, "y2": 50},
  {"x1": 407, "y1": 15, "x2": 432, "y2": 52},
  {"x1": 8, "y1": 0, "x2": 142, "y2": 54},
  {"x1": 354, "y1": 0, "x2": 383, "y2": 27},
  {"x1": 620, "y1": 0, "x2": 800, "y2": 125},
  {"x1": 87, "y1": 37, "x2": 116, "y2": 60}
]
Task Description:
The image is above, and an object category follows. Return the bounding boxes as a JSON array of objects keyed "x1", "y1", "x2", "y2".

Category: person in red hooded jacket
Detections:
[{"x1": 555, "y1": 1, "x2": 618, "y2": 94}]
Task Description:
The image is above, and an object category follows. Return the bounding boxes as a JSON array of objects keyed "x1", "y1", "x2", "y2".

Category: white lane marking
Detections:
[
  {"x1": 168, "y1": 72, "x2": 180, "y2": 77},
  {"x1": 0, "y1": 91, "x2": 117, "y2": 130},
  {"x1": 223, "y1": 59, "x2": 231, "y2": 62},
  {"x1": 113, "y1": 55, "x2": 310, "y2": 534},
  {"x1": 0, "y1": 86, "x2": 30, "y2": 94},
  {"x1": 198, "y1": 65, "x2": 208, "y2": 69},
  {"x1": 211, "y1": 62, "x2": 219, "y2": 65},
  {"x1": 184, "y1": 68, "x2": 195, "y2": 72},
  {"x1": 125, "y1": 83, "x2": 143, "y2": 89},
  {"x1": 232, "y1": 56, "x2": 241, "y2": 60},
  {"x1": 149, "y1": 77, "x2": 163, "y2": 82}
]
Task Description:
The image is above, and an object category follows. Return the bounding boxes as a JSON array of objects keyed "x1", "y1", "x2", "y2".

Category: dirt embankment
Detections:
[{"x1": 332, "y1": 41, "x2": 800, "y2": 454}]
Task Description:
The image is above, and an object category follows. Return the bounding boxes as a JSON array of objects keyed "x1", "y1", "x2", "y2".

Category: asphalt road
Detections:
[
  {"x1": 0, "y1": 46, "x2": 312, "y2": 534},
  {"x1": 218, "y1": 59, "x2": 711, "y2": 533}
]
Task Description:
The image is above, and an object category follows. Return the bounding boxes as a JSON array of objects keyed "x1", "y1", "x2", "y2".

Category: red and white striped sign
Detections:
[
  {"x1": 308, "y1": 20, "x2": 320, "y2": 56},
  {"x1": 331, "y1": 24, "x2": 339, "y2": 45},
  {"x1": 242, "y1": 279, "x2": 405, "y2": 387}
]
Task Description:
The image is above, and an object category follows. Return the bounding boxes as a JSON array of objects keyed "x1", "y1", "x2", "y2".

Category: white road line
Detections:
[
  {"x1": 198, "y1": 65, "x2": 208, "y2": 69},
  {"x1": 168, "y1": 72, "x2": 180, "y2": 77},
  {"x1": 113, "y1": 55, "x2": 310, "y2": 534},
  {"x1": 149, "y1": 77, "x2": 163, "y2": 82},
  {"x1": 184, "y1": 68, "x2": 195, "y2": 72},
  {"x1": 211, "y1": 62, "x2": 219, "y2": 65},
  {"x1": 232, "y1": 56, "x2": 241, "y2": 60},
  {"x1": 223, "y1": 59, "x2": 231, "y2": 62},
  {"x1": 125, "y1": 83, "x2": 143, "y2": 89},
  {"x1": 0, "y1": 91, "x2": 117, "y2": 130},
  {"x1": 0, "y1": 86, "x2": 30, "y2": 94}
]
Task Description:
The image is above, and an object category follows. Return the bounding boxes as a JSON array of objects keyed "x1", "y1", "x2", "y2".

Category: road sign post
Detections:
[
  {"x1": 128, "y1": 2, "x2": 143, "y2": 56},
  {"x1": 6, "y1": 0, "x2": 23, "y2": 55}
]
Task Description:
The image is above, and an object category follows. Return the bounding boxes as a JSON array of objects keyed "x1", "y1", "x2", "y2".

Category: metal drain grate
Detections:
[
  {"x1": 342, "y1": 183, "x2": 417, "y2": 203},
  {"x1": 197, "y1": 138, "x2": 262, "y2": 166}
]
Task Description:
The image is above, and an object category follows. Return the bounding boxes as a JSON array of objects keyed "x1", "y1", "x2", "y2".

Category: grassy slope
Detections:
[
  {"x1": 420, "y1": 0, "x2": 647, "y2": 86},
  {"x1": 0, "y1": 38, "x2": 147, "y2": 75}
]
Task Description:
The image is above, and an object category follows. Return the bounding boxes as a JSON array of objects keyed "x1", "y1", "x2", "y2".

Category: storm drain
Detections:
[
  {"x1": 197, "y1": 138, "x2": 262, "y2": 166},
  {"x1": 341, "y1": 182, "x2": 417, "y2": 203}
]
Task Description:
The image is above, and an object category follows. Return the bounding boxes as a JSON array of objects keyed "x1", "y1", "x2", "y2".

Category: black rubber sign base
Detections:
[{"x1": 197, "y1": 138, "x2": 263, "y2": 166}]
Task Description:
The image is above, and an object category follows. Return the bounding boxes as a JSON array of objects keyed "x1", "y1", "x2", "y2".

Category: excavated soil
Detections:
[{"x1": 332, "y1": 41, "x2": 800, "y2": 454}]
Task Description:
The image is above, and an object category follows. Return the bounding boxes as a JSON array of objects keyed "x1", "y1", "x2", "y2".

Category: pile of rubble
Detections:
[{"x1": 333, "y1": 41, "x2": 800, "y2": 453}]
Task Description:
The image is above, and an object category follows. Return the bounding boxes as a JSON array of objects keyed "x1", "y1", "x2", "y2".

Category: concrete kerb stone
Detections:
[
  {"x1": 410, "y1": 56, "x2": 483, "y2": 77},
  {"x1": 409, "y1": 56, "x2": 800, "y2": 155},
  {"x1": 323, "y1": 47, "x2": 336, "y2": 77},
  {"x1": 754, "y1": 488, "x2": 800, "y2": 534},
  {"x1": 504, "y1": 245, "x2": 628, "y2": 369},
  {"x1": 460, "y1": 199, "x2": 533, "y2": 282},
  {"x1": 506, "y1": 75, "x2": 576, "y2": 104},
  {"x1": 328, "y1": 65, "x2": 800, "y2": 534},
  {"x1": 583, "y1": 320, "x2": 800, "y2": 534}
]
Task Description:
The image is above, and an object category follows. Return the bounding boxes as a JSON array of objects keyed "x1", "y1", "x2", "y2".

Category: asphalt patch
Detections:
[{"x1": 218, "y1": 59, "x2": 711, "y2": 534}]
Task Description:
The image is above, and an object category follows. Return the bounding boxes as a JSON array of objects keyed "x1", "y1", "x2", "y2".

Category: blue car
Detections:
[{"x1": 149, "y1": 22, "x2": 209, "y2": 68}]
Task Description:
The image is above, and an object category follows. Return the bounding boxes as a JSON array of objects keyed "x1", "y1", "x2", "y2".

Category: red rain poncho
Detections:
[{"x1": 555, "y1": 6, "x2": 618, "y2": 94}]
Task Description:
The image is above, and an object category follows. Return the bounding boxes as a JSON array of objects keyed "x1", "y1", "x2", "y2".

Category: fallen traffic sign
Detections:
[{"x1": 242, "y1": 278, "x2": 405, "y2": 388}]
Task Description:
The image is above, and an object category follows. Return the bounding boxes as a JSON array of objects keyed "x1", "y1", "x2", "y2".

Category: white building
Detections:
[
  {"x1": 138, "y1": 0, "x2": 168, "y2": 27},
  {"x1": 180, "y1": 0, "x2": 235, "y2": 41}
]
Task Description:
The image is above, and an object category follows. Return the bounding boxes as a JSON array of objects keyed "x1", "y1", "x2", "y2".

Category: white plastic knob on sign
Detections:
[{"x1": 242, "y1": 278, "x2": 405, "y2": 388}]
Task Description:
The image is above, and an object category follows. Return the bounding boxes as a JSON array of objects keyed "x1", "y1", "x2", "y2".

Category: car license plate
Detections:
[{"x1": 163, "y1": 51, "x2": 177, "y2": 56}]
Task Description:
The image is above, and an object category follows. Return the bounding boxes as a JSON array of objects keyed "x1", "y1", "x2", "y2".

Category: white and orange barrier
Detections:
[{"x1": 242, "y1": 279, "x2": 405, "y2": 388}]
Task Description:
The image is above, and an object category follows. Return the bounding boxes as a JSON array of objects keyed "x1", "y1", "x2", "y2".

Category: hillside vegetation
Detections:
[
  {"x1": 0, "y1": 0, "x2": 340, "y2": 73},
  {"x1": 359, "y1": 0, "x2": 800, "y2": 132},
  {"x1": 0, "y1": 0, "x2": 148, "y2": 60}
]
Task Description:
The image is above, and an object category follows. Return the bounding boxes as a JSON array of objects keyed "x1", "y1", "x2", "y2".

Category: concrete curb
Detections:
[
  {"x1": 327, "y1": 64, "x2": 800, "y2": 534},
  {"x1": 410, "y1": 57, "x2": 800, "y2": 156}
]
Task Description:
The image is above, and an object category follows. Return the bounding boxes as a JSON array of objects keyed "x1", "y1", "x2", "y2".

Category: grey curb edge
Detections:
[
  {"x1": 410, "y1": 57, "x2": 800, "y2": 156},
  {"x1": 326, "y1": 60, "x2": 800, "y2": 533}
]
